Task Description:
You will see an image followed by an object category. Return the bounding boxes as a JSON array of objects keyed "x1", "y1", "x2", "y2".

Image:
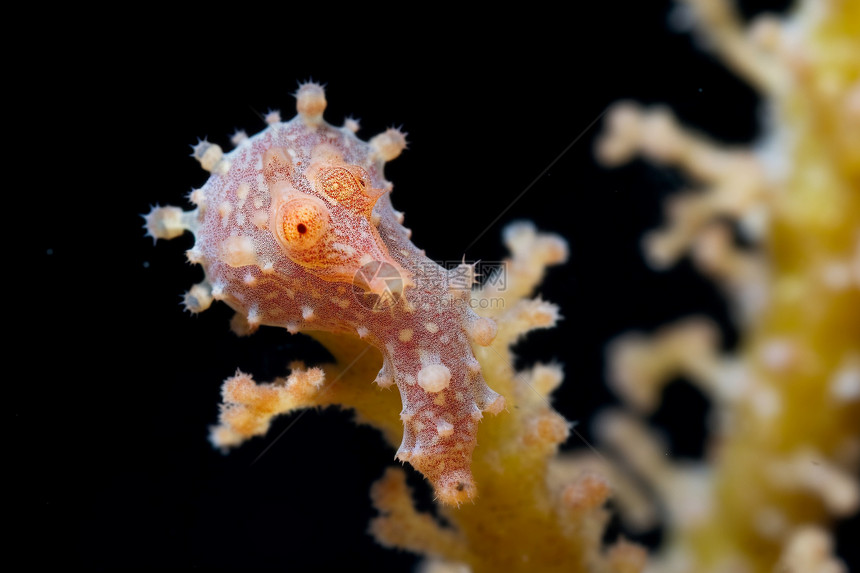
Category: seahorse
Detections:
[{"x1": 144, "y1": 83, "x2": 504, "y2": 505}]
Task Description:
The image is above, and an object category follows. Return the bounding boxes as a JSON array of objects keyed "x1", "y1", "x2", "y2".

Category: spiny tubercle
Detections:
[{"x1": 145, "y1": 83, "x2": 504, "y2": 505}]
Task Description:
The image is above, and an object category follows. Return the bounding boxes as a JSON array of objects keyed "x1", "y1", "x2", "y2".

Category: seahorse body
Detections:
[{"x1": 145, "y1": 83, "x2": 503, "y2": 504}]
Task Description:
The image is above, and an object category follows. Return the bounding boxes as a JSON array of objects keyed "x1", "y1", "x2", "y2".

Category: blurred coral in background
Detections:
[{"x1": 594, "y1": 0, "x2": 860, "y2": 570}]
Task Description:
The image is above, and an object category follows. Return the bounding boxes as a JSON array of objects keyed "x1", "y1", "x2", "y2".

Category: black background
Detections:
[{"x1": 23, "y1": 0, "x2": 858, "y2": 570}]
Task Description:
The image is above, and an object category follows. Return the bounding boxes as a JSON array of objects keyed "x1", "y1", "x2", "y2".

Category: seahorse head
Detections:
[{"x1": 265, "y1": 145, "x2": 409, "y2": 296}]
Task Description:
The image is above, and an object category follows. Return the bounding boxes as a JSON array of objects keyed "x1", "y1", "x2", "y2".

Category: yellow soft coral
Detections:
[{"x1": 595, "y1": 0, "x2": 860, "y2": 571}]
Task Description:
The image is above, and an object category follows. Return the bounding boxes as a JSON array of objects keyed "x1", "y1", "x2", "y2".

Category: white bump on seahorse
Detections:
[
  {"x1": 417, "y1": 364, "x2": 452, "y2": 393},
  {"x1": 221, "y1": 236, "x2": 257, "y2": 268}
]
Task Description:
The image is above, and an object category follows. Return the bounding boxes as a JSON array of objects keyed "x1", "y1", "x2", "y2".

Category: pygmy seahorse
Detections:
[{"x1": 144, "y1": 83, "x2": 504, "y2": 504}]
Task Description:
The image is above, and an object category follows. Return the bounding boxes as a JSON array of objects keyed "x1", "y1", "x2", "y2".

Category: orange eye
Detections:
[
  {"x1": 319, "y1": 167, "x2": 361, "y2": 203},
  {"x1": 274, "y1": 195, "x2": 331, "y2": 253},
  {"x1": 345, "y1": 165, "x2": 371, "y2": 193}
]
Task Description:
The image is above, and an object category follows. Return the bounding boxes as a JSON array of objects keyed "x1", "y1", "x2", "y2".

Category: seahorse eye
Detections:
[
  {"x1": 344, "y1": 165, "x2": 372, "y2": 195},
  {"x1": 319, "y1": 167, "x2": 360, "y2": 203},
  {"x1": 274, "y1": 194, "x2": 331, "y2": 258}
]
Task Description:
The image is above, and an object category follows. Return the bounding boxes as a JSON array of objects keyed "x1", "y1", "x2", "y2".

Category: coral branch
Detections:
[
  {"x1": 776, "y1": 526, "x2": 848, "y2": 573},
  {"x1": 596, "y1": 1, "x2": 860, "y2": 570},
  {"x1": 369, "y1": 468, "x2": 471, "y2": 562},
  {"x1": 209, "y1": 363, "x2": 325, "y2": 449},
  {"x1": 673, "y1": 0, "x2": 788, "y2": 93}
]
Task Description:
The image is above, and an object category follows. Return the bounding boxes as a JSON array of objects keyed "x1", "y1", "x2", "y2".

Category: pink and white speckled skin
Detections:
[{"x1": 145, "y1": 83, "x2": 503, "y2": 504}]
